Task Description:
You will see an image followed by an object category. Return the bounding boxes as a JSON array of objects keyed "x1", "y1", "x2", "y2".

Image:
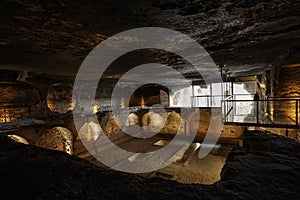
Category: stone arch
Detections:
[
  {"x1": 46, "y1": 83, "x2": 76, "y2": 114},
  {"x1": 129, "y1": 84, "x2": 169, "y2": 107},
  {"x1": 142, "y1": 111, "x2": 166, "y2": 133},
  {"x1": 126, "y1": 113, "x2": 139, "y2": 126},
  {"x1": 8, "y1": 134, "x2": 30, "y2": 144},
  {"x1": 35, "y1": 127, "x2": 73, "y2": 154},
  {"x1": 161, "y1": 111, "x2": 184, "y2": 134},
  {"x1": 105, "y1": 115, "x2": 123, "y2": 135},
  {"x1": 78, "y1": 117, "x2": 103, "y2": 141}
]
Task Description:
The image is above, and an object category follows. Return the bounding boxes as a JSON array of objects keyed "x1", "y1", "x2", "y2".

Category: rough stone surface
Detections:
[
  {"x1": 0, "y1": 131, "x2": 300, "y2": 199},
  {"x1": 142, "y1": 111, "x2": 166, "y2": 133},
  {"x1": 35, "y1": 126, "x2": 73, "y2": 154},
  {"x1": 275, "y1": 66, "x2": 300, "y2": 121},
  {"x1": 0, "y1": 82, "x2": 41, "y2": 106},
  {"x1": 126, "y1": 113, "x2": 140, "y2": 126},
  {"x1": 187, "y1": 110, "x2": 243, "y2": 138},
  {"x1": 78, "y1": 120, "x2": 103, "y2": 141},
  {"x1": 46, "y1": 83, "x2": 75, "y2": 114},
  {"x1": 161, "y1": 111, "x2": 184, "y2": 134},
  {"x1": 105, "y1": 115, "x2": 122, "y2": 135},
  {"x1": 0, "y1": 0, "x2": 299, "y2": 79}
]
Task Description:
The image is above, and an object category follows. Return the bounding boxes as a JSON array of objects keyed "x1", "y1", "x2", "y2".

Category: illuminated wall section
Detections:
[{"x1": 169, "y1": 82, "x2": 233, "y2": 108}]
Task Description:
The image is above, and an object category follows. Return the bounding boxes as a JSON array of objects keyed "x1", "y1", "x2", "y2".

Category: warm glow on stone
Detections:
[
  {"x1": 46, "y1": 83, "x2": 76, "y2": 114},
  {"x1": 93, "y1": 104, "x2": 99, "y2": 114},
  {"x1": 120, "y1": 97, "x2": 125, "y2": 108},
  {"x1": 142, "y1": 111, "x2": 166, "y2": 133},
  {"x1": 35, "y1": 127, "x2": 73, "y2": 154},
  {"x1": 161, "y1": 111, "x2": 184, "y2": 134},
  {"x1": 8, "y1": 134, "x2": 29, "y2": 144},
  {"x1": 78, "y1": 120, "x2": 103, "y2": 141},
  {"x1": 126, "y1": 113, "x2": 139, "y2": 126},
  {"x1": 105, "y1": 116, "x2": 123, "y2": 134},
  {"x1": 141, "y1": 96, "x2": 145, "y2": 107}
]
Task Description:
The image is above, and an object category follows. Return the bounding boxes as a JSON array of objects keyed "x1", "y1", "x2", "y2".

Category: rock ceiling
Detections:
[{"x1": 0, "y1": 0, "x2": 299, "y2": 81}]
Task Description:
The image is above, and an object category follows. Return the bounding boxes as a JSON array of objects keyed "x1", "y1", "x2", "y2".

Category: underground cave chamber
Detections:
[
  {"x1": 1, "y1": 65, "x2": 300, "y2": 184},
  {"x1": 0, "y1": 2, "x2": 299, "y2": 195}
]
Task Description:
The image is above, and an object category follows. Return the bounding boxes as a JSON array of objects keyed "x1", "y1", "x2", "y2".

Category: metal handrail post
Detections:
[
  {"x1": 222, "y1": 100, "x2": 225, "y2": 122},
  {"x1": 207, "y1": 96, "x2": 209, "y2": 107},
  {"x1": 225, "y1": 99, "x2": 227, "y2": 122}
]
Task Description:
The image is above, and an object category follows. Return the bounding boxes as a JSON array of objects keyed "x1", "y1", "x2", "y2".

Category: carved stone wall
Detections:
[
  {"x1": 0, "y1": 82, "x2": 41, "y2": 123},
  {"x1": 276, "y1": 66, "x2": 300, "y2": 122}
]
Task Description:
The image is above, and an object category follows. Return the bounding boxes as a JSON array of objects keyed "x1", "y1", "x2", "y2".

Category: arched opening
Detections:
[
  {"x1": 46, "y1": 83, "x2": 76, "y2": 114},
  {"x1": 35, "y1": 127, "x2": 73, "y2": 154},
  {"x1": 141, "y1": 111, "x2": 184, "y2": 134},
  {"x1": 129, "y1": 84, "x2": 169, "y2": 107},
  {"x1": 161, "y1": 111, "x2": 184, "y2": 134},
  {"x1": 126, "y1": 113, "x2": 139, "y2": 126},
  {"x1": 105, "y1": 115, "x2": 123, "y2": 135},
  {"x1": 78, "y1": 117, "x2": 103, "y2": 141},
  {"x1": 8, "y1": 134, "x2": 30, "y2": 144},
  {"x1": 142, "y1": 111, "x2": 166, "y2": 133}
]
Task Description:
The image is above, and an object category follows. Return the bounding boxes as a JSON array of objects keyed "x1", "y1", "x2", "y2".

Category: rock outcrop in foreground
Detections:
[{"x1": 0, "y1": 131, "x2": 300, "y2": 199}]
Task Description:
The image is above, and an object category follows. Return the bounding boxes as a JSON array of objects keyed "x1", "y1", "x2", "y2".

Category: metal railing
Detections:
[
  {"x1": 192, "y1": 95, "x2": 228, "y2": 108},
  {"x1": 221, "y1": 96, "x2": 300, "y2": 128},
  {"x1": 221, "y1": 95, "x2": 234, "y2": 122},
  {"x1": 266, "y1": 97, "x2": 300, "y2": 125}
]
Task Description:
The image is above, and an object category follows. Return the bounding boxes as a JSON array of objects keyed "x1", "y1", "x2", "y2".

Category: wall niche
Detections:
[{"x1": 46, "y1": 83, "x2": 76, "y2": 114}]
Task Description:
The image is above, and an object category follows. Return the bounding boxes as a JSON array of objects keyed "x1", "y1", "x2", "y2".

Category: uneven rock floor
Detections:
[{"x1": 0, "y1": 131, "x2": 300, "y2": 199}]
